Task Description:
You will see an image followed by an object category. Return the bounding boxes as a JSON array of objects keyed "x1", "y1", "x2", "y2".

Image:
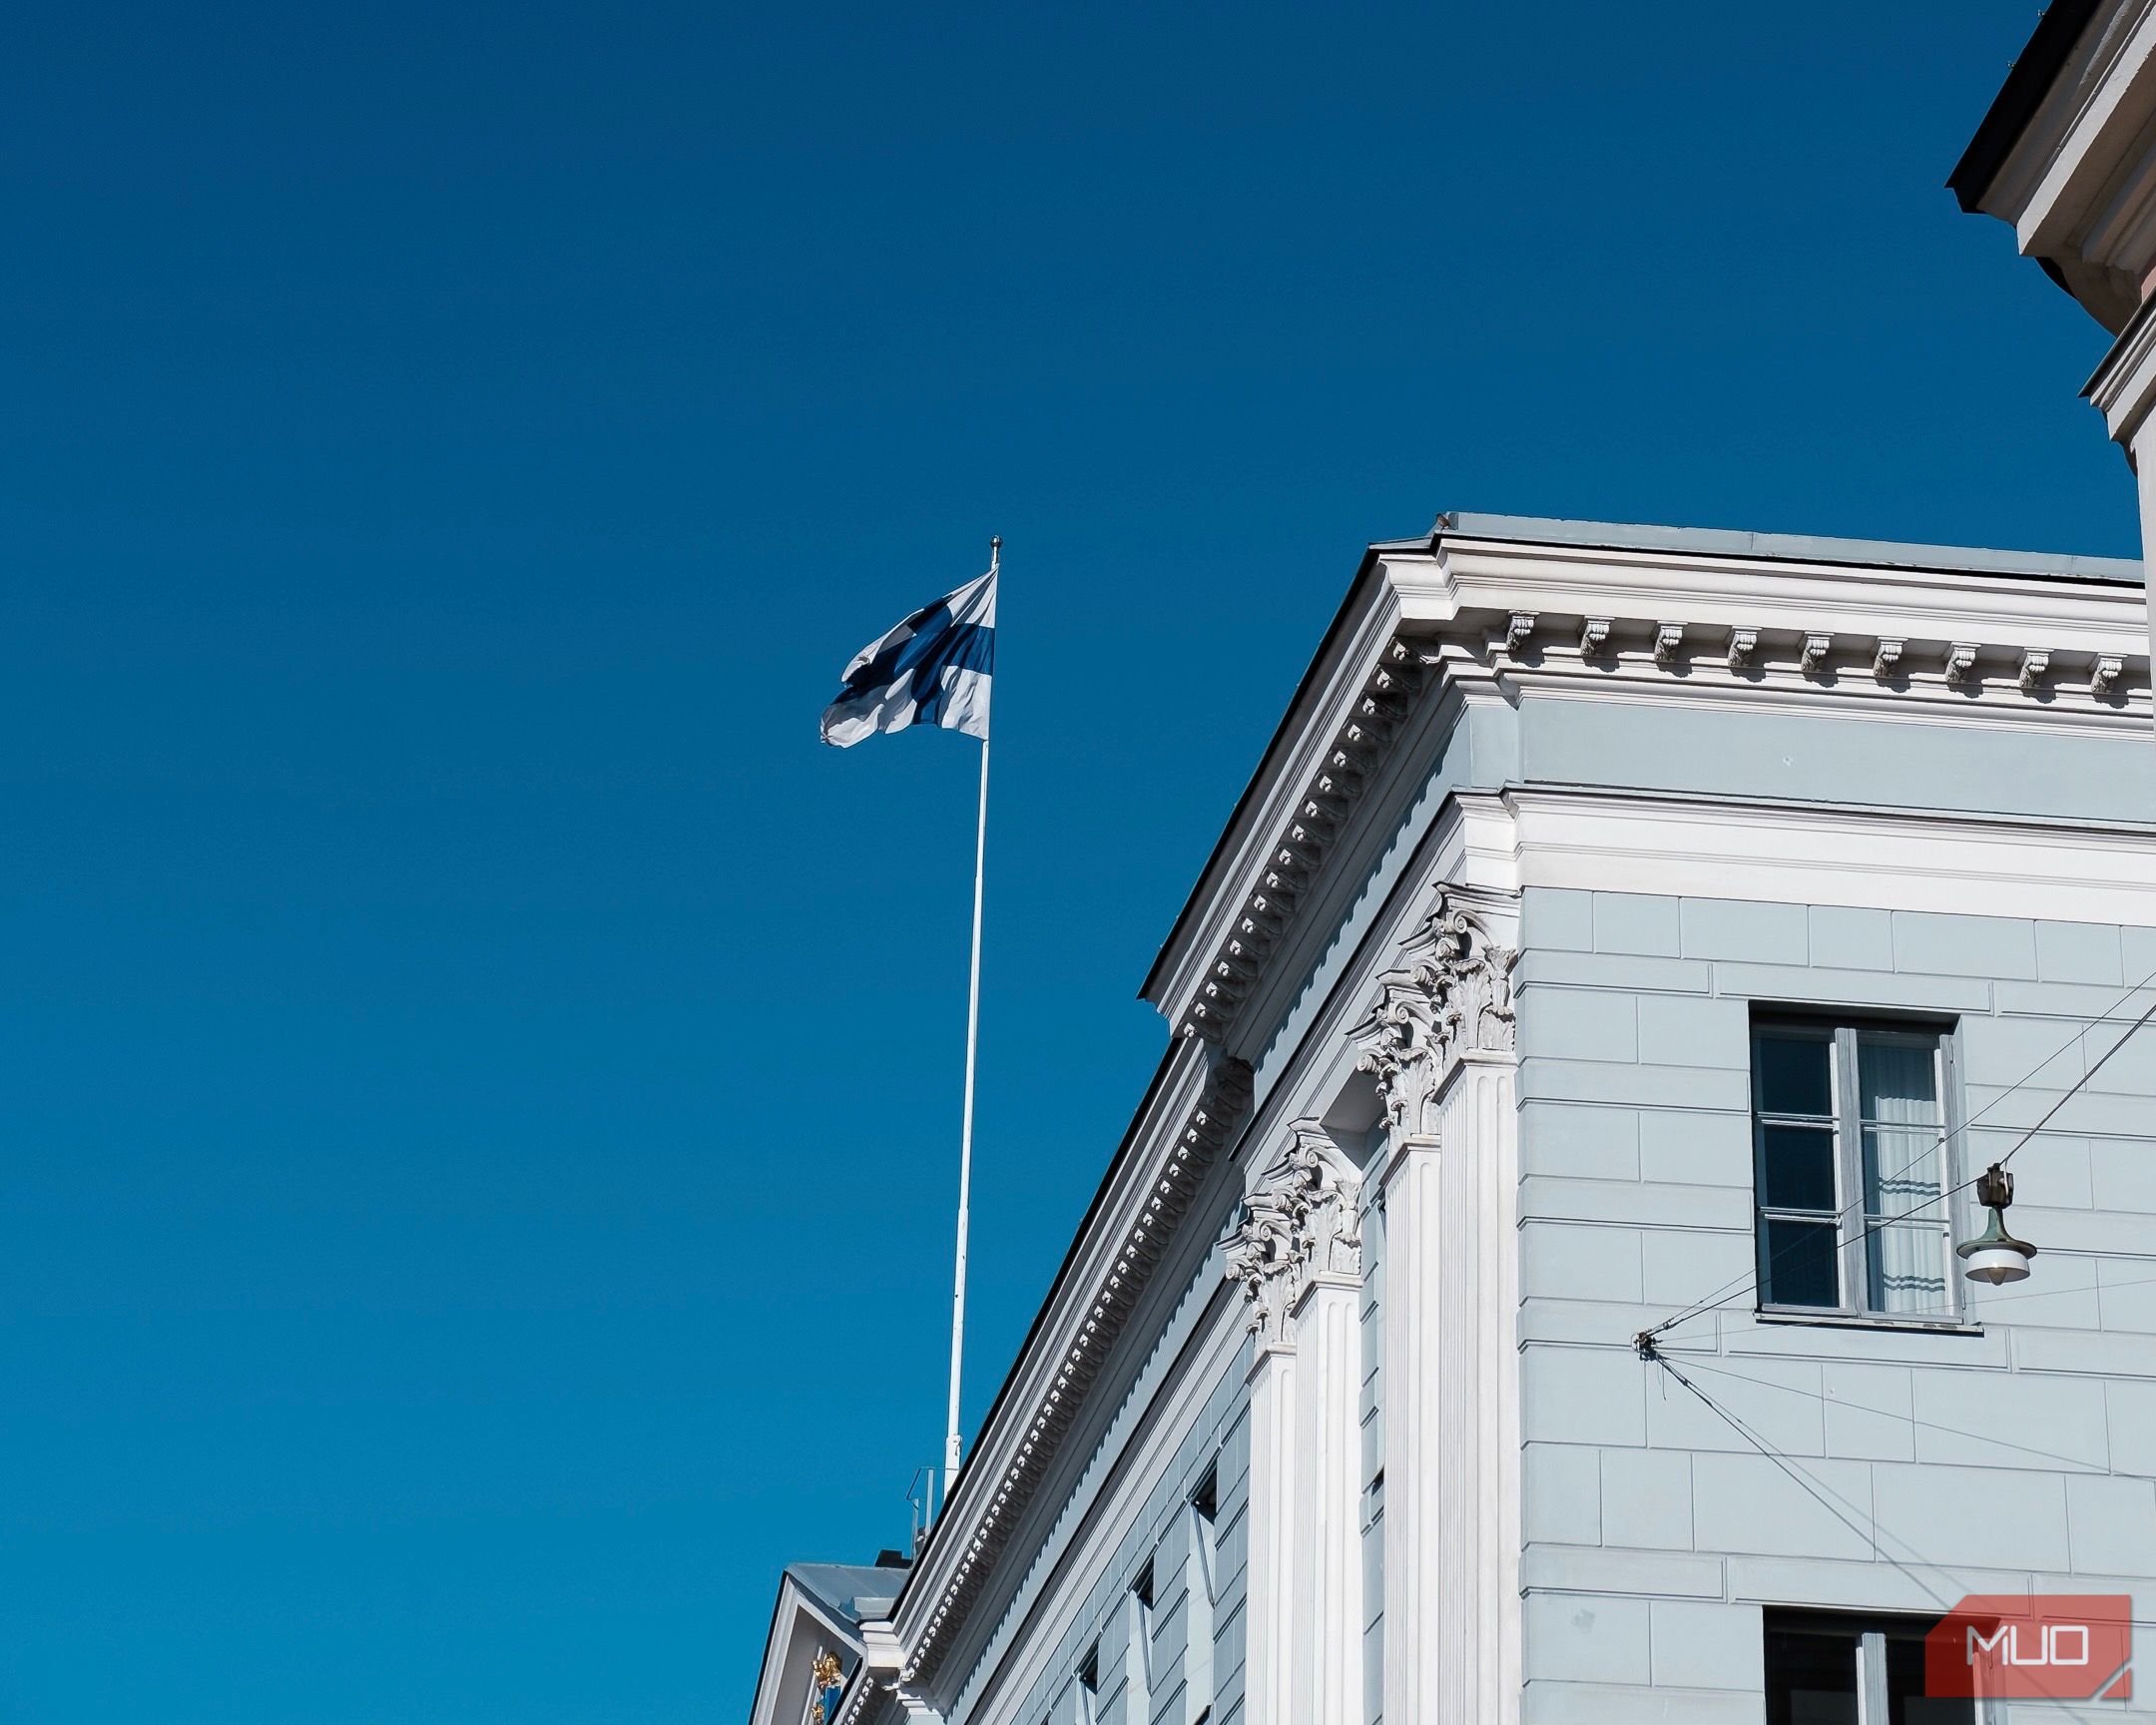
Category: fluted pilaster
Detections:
[
  {"x1": 1355, "y1": 890, "x2": 1519, "y2": 1725},
  {"x1": 1227, "y1": 1121, "x2": 1363, "y2": 1725}
]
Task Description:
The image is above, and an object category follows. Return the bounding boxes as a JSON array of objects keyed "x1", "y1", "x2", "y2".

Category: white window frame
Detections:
[{"x1": 1750, "y1": 1016, "x2": 1965, "y2": 1325}]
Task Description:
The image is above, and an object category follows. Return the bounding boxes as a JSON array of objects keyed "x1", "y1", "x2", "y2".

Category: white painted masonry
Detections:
[{"x1": 751, "y1": 516, "x2": 2156, "y2": 1725}]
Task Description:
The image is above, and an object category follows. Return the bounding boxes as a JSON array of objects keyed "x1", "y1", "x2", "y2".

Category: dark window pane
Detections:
[
  {"x1": 1758, "y1": 1034, "x2": 1833, "y2": 1117},
  {"x1": 1886, "y1": 1630, "x2": 1972, "y2": 1724},
  {"x1": 1763, "y1": 1219, "x2": 1840, "y2": 1308},
  {"x1": 1765, "y1": 1627, "x2": 1858, "y2": 1725},
  {"x1": 1761, "y1": 1125, "x2": 1838, "y2": 1211}
]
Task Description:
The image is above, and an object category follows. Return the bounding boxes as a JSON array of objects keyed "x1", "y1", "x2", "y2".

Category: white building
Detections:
[{"x1": 752, "y1": 513, "x2": 2156, "y2": 1725}]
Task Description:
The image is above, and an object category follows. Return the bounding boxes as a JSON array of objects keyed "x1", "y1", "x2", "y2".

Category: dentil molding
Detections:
[{"x1": 890, "y1": 1044, "x2": 1253, "y2": 1691}]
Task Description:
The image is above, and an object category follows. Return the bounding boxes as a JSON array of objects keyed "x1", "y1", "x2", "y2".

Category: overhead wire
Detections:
[
  {"x1": 1842, "y1": 1261, "x2": 2156, "y2": 1325},
  {"x1": 1648, "y1": 966, "x2": 2156, "y2": 1338},
  {"x1": 1649, "y1": 1356, "x2": 2130, "y2": 1725},
  {"x1": 1641, "y1": 972, "x2": 2156, "y2": 1345},
  {"x1": 1661, "y1": 1355, "x2": 2118, "y2": 1477},
  {"x1": 1652, "y1": 1355, "x2": 1955, "y2": 1610}
]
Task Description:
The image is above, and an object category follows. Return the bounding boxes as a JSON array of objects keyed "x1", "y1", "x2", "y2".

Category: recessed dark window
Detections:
[
  {"x1": 1751, "y1": 1019, "x2": 1956, "y2": 1319},
  {"x1": 1765, "y1": 1612, "x2": 1971, "y2": 1725},
  {"x1": 1131, "y1": 1558, "x2": 1155, "y2": 1693}
]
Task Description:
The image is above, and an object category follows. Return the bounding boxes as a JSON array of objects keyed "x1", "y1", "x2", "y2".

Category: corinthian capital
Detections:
[
  {"x1": 1224, "y1": 1122, "x2": 1363, "y2": 1346},
  {"x1": 1349, "y1": 890, "x2": 1516, "y2": 1137}
]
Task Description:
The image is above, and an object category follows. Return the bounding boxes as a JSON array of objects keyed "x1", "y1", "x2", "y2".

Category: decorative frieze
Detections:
[
  {"x1": 1350, "y1": 892, "x2": 1517, "y2": 1138},
  {"x1": 1171, "y1": 602, "x2": 2146, "y2": 1051},
  {"x1": 1415, "y1": 613, "x2": 2143, "y2": 705},
  {"x1": 1439, "y1": 614, "x2": 2139, "y2": 707}
]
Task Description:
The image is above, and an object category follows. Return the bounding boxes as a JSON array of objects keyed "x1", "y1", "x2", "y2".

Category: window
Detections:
[
  {"x1": 1362, "y1": 1468, "x2": 1384, "y2": 1725},
  {"x1": 1129, "y1": 1558, "x2": 1155, "y2": 1716},
  {"x1": 1076, "y1": 1644, "x2": 1099, "y2": 1725},
  {"x1": 1191, "y1": 1466, "x2": 1219, "y2": 1601},
  {"x1": 1751, "y1": 1018, "x2": 1956, "y2": 1318},
  {"x1": 1765, "y1": 1612, "x2": 1972, "y2": 1725},
  {"x1": 1186, "y1": 1468, "x2": 1219, "y2": 1721},
  {"x1": 1360, "y1": 1142, "x2": 1385, "y2": 1725}
]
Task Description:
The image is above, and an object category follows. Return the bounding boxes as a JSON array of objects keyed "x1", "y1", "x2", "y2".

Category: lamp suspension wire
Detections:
[
  {"x1": 943, "y1": 536, "x2": 998, "y2": 1511},
  {"x1": 1641, "y1": 969, "x2": 2156, "y2": 1345}
]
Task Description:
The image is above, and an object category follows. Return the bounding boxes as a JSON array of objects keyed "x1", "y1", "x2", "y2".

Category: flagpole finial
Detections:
[{"x1": 990, "y1": 535, "x2": 1000, "y2": 563}]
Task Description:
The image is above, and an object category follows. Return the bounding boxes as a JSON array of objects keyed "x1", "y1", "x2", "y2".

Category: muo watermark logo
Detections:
[{"x1": 1925, "y1": 1595, "x2": 2133, "y2": 1701}]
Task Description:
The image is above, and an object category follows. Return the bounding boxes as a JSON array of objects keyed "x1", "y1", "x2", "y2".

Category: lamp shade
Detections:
[{"x1": 1956, "y1": 1165, "x2": 2036, "y2": 1286}]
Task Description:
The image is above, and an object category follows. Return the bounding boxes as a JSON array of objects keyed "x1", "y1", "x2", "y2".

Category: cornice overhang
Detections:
[
  {"x1": 2087, "y1": 288, "x2": 2156, "y2": 443},
  {"x1": 879, "y1": 1033, "x2": 1252, "y2": 1694},
  {"x1": 834, "y1": 1622, "x2": 905, "y2": 1725},
  {"x1": 1951, "y1": 0, "x2": 2103, "y2": 213},
  {"x1": 1140, "y1": 545, "x2": 1405, "y2": 1010},
  {"x1": 1957, "y1": 0, "x2": 2156, "y2": 332},
  {"x1": 1144, "y1": 526, "x2": 2150, "y2": 1053}
]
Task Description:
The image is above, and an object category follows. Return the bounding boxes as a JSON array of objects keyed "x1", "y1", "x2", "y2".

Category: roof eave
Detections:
[
  {"x1": 1139, "y1": 533, "x2": 1422, "y2": 1006},
  {"x1": 1949, "y1": 0, "x2": 2105, "y2": 212}
]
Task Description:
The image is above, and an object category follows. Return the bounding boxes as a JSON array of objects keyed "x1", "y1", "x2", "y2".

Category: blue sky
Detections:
[{"x1": 0, "y1": 3, "x2": 2136, "y2": 1721}]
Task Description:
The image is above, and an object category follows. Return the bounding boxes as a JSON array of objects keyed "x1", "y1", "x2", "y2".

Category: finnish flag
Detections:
[{"x1": 819, "y1": 565, "x2": 996, "y2": 747}]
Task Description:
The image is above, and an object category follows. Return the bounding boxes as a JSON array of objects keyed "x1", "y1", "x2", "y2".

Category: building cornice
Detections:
[
  {"x1": 1950, "y1": 0, "x2": 2103, "y2": 214},
  {"x1": 1140, "y1": 552, "x2": 1409, "y2": 1043},
  {"x1": 1501, "y1": 785, "x2": 2156, "y2": 925},
  {"x1": 1145, "y1": 526, "x2": 2149, "y2": 1052},
  {"x1": 881, "y1": 1034, "x2": 1252, "y2": 1692},
  {"x1": 2087, "y1": 288, "x2": 2156, "y2": 445},
  {"x1": 939, "y1": 1275, "x2": 1247, "y2": 1725},
  {"x1": 1955, "y1": 0, "x2": 2156, "y2": 331}
]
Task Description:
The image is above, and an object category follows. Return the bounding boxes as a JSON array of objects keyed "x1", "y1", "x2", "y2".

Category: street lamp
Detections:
[{"x1": 1956, "y1": 1164, "x2": 2037, "y2": 1286}]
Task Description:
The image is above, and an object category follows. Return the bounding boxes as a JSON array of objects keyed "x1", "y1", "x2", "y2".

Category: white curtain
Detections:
[{"x1": 1861, "y1": 1038, "x2": 1946, "y2": 1313}]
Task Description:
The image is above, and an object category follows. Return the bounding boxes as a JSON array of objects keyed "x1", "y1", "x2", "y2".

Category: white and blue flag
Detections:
[{"x1": 819, "y1": 564, "x2": 996, "y2": 747}]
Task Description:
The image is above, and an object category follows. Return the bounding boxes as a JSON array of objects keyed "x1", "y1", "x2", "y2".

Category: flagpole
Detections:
[{"x1": 944, "y1": 535, "x2": 997, "y2": 1509}]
